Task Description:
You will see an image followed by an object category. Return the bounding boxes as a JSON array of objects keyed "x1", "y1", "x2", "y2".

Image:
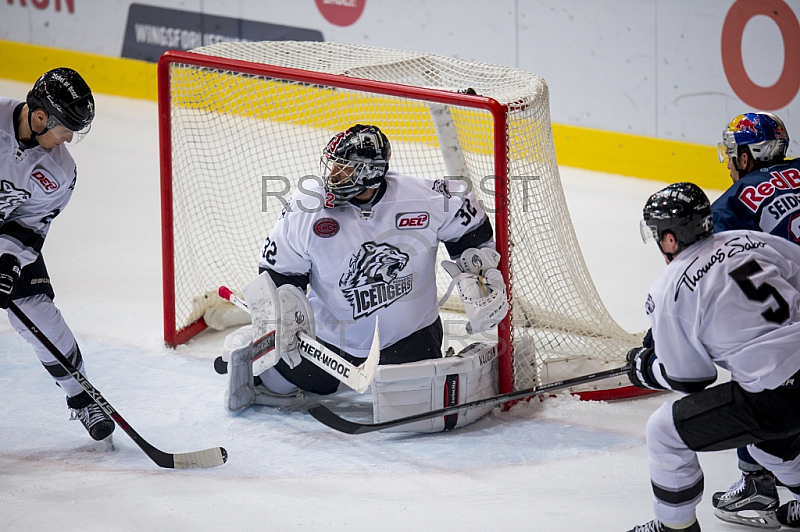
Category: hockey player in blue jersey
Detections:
[
  {"x1": 712, "y1": 112, "x2": 795, "y2": 237},
  {"x1": 707, "y1": 113, "x2": 800, "y2": 527}
]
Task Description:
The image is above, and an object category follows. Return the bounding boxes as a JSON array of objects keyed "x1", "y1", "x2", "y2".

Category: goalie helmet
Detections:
[
  {"x1": 27, "y1": 67, "x2": 95, "y2": 142},
  {"x1": 640, "y1": 182, "x2": 713, "y2": 258},
  {"x1": 320, "y1": 124, "x2": 391, "y2": 206},
  {"x1": 718, "y1": 113, "x2": 789, "y2": 164}
]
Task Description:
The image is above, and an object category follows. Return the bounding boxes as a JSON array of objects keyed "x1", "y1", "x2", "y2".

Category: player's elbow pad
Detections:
[{"x1": 662, "y1": 375, "x2": 716, "y2": 394}]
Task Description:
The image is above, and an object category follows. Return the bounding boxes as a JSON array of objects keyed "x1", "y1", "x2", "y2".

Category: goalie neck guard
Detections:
[{"x1": 320, "y1": 124, "x2": 391, "y2": 206}]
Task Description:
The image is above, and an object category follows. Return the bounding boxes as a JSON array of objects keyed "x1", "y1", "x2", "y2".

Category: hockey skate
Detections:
[
  {"x1": 712, "y1": 471, "x2": 780, "y2": 529},
  {"x1": 626, "y1": 518, "x2": 700, "y2": 532},
  {"x1": 67, "y1": 391, "x2": 115, "y2": 442},
  {"x1": 778, "y1": 500, "x2": 800, "y2": 528}
]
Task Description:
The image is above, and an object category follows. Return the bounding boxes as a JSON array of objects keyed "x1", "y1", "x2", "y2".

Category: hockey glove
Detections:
[
  {"x1": 440, "y1": 247, "x2": 508, "y2": 334},
  {"x1": 0, "y1": 254, "x2": 21, "y2": 309},
  {"x1": 626, "y1": 346, "x2": 664, "y2": 390}
]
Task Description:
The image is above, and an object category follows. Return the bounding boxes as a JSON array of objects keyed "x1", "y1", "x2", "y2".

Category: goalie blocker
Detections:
[{"x1": 372, "y1": 341, "x2": 498, "y2": 433}]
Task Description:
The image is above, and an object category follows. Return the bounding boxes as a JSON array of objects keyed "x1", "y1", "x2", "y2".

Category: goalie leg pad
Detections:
[
  {"x1": 252, "y1": 368, "x2": 306, "y2": 407},
  {"x1": 225, "y1": 343, "x2": 256, "y2": 412},
  {"x1": 371, "y1": 341, "x2": 498, "y2": 433},
  {"x1": 221, "y1": 325, "x2": 252, "y2": 363}
]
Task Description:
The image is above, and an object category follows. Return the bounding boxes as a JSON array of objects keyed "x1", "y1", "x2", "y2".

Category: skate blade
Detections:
[
  {"x1": 102, "y1": 434, "x2": 115, "y2": 452},
  {"x1": 713, "y1": 507, "x2": 780, "y2": 529}
]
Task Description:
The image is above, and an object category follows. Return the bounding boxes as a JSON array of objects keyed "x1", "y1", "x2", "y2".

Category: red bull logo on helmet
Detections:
[{"x1": 734, "y1": 115, "x2": 758, "y2": 133}]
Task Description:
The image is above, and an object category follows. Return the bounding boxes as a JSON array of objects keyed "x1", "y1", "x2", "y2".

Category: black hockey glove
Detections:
[
  {"x1": 0, "y1": 254, "x2": 20, "y2": 309},
  {"x1": 626, "y1": 346, "x2": 664, "y2": 390}
]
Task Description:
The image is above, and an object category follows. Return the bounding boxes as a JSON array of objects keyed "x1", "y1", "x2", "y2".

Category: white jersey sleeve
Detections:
[
  {"x1": 258, "y1": 199, "x2": 312, "y2": 278},
  {"x1": 647, "y1": 230, "x2": 800, "y2": 393},
  {"x1": 0, "y1": 98, "x2": 77, "y2": 267},
  {"x1": 432, "y1": 178, "x2": 493, "y2": 254}
]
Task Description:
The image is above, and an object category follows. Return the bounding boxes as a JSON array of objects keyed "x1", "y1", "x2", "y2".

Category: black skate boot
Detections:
[
  {"x1": 67, "y1": 391, "x2": 115, "y2": 441},
  {"x1": 712, "y1": 470, "x2": 779, "y2": 528},
  {"x1": 626, "y1": 518, "x2": 701, "y2": 531},
  {"x1": 778, "y1": 500, "x2": 800, "y2": 528}
]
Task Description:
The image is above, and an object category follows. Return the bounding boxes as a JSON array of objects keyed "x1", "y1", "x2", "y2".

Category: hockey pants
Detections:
[{"x1": 7, "y1": 294, "x2": 86, "y2": 398}]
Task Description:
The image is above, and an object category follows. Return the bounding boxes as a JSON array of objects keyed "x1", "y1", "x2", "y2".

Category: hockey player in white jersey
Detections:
[
  {"x1": 625, "y1": 182, "x2": 800, "y2": 531},
  {"x1": 0, "y1": 68, "x2": 114, "y2": 442},
  {"x1": 223, "y1": 124, "x2": 507, "y2": 430}
]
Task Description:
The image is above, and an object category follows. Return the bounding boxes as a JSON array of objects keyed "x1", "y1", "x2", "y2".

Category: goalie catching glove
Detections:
[{"x1": 440, "y1": 247, "x2": 508, "y2": 334}]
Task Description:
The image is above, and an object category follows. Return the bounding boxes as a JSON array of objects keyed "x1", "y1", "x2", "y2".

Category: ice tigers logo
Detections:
[
  {"x1": 0, "y1": 180, "x2": 31, "y2": 221},
  {"x1": 339, "y1": 242, "x2": 412, "y2": 319}
]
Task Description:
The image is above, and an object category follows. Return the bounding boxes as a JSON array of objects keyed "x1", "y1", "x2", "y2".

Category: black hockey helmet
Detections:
[
  {"x1": 320, "y1": 124, "x2": 391, "y2": 206},
  {"x1": 26, "y1": 67, "x2": 94, "y2": 137},
  {"x1": 640, "y1": 182, "x2": 713, "y2": 259}
]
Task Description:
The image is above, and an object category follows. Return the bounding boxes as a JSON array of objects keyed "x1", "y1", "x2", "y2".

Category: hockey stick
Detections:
[
  {"x1": 307, "y1": 365, "x2": 632, "y2": 434},
  {"x1": 8, "y1": 302, "x2": 227, "y2": 469},
  {"x1": 217, "y1": 286, "x2": 380, "y2": 393}
]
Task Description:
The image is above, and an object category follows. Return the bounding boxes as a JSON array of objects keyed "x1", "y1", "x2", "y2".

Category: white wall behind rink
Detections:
[{"x1": 2, "y1": 0, "x2": 798, "y2": 154}]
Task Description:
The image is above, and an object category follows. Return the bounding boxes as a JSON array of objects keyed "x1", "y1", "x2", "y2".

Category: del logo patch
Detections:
[
  {"x1": 396, "y1": 212, "x2": 429, "y2": 229},
  {"x1": 30, "y1": 167, "x2": 59, "y2": 193},
  {"x1": 313, "y1": 217, "x2": 340, "y2": 238}
]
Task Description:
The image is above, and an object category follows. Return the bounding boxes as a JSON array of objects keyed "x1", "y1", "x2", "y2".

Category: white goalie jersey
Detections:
[
  {"x1": 0, "y1": 98, "x2": 77, "y2": 267},
  {"x1": 259, "y1": 171, "x2": 492, "y2": 358},
  {"x1": 647, "y1": 230, "x2": 800, "y2": 393}
]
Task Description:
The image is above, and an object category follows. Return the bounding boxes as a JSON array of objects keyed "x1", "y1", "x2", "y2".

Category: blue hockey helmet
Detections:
[{"x1": 718, "y1": 113, "x2": 789, "y2": 164}]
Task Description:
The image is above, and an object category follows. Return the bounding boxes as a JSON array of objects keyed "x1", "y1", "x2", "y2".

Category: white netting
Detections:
[{"x1": 161, "y1": 41, "x2": 640, "y2": 393}]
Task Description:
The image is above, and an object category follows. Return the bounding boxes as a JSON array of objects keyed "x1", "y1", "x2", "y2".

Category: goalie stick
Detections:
[
  {"x1": 307, "y1": 365, "x2": 632, "y2": 434},
  {"x1": 217, "y1": 286, "x2": 380, "y2": 393},
  {"x1": 8, "y1": 302, "x2": 227, "y2": 469}
]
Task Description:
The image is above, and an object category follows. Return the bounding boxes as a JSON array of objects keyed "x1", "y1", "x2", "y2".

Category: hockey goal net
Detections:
[{"x1": 158, "y1": 41, "x2": 645, "y2": 398}]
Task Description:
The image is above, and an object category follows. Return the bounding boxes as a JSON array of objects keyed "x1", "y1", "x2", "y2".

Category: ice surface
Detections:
[{"x1": 0, "y1": 79, "x2": 767, "y2": 532}]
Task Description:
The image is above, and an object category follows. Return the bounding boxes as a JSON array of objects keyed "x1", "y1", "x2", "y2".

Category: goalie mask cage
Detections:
[{"x1": 158, "y1": 41, "x2": 646, "y2": 399}]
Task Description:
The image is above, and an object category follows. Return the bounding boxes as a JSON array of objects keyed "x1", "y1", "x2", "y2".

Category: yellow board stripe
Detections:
[
  {"x1": 0, "y1": 39, "x2": 157, "y2": 100},
  {"x1": 0, "y1": 39, "x2": 730, "y2": 189}
]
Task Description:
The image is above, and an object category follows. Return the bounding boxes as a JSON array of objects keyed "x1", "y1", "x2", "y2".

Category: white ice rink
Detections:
[{"x1": 0, "y1": 79, "x2": 776, "y2": 532}]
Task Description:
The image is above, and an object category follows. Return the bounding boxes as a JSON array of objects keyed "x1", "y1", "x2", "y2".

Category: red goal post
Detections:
[{"x1": 157, "y1": 41, "x2": 648, "y2": 399}]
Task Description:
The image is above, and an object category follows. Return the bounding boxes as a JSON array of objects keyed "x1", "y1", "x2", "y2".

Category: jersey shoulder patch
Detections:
[{"x1": 30, "y1": 165, "x2": 60, "y2": 193}]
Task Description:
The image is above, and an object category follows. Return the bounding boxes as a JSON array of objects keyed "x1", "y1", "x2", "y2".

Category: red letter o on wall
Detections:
[{"x1": 721, "y1": 0, "x2": 800, "y2": 110}]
